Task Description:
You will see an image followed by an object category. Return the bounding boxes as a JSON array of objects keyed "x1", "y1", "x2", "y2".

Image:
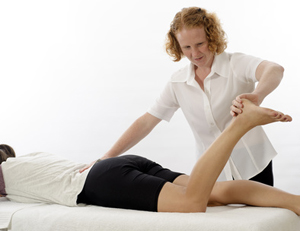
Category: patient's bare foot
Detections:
[{"x1": 234, "y1": 100, "x2": 292, "y2": 129}]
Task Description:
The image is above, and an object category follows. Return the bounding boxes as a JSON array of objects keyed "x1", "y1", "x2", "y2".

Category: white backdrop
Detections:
[{"x1": 1, "y1": 0, "x2": 299, "y2": 192}]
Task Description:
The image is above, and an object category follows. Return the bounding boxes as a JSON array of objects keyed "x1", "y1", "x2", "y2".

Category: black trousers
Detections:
[{"x1": 248, "y1": 161, "x2": 274, "y2": 186}]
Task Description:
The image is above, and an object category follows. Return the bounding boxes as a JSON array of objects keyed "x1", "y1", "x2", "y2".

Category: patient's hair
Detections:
[
  {"x1": 0, "y1": 144, "x2": 16, "y2": 164},
  {"x1": 165, "y1": 7, "x2": 227, "y2": 62}
]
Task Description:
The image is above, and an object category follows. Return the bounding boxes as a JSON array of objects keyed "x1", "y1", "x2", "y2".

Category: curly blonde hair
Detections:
[{"x1": 165, "y1": 7, "x2": 227, "y2": 62}]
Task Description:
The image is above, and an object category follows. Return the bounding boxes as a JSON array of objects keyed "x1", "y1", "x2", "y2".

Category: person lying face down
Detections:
[
  {"x1": 0, "y1": 148, "x2": 90, "y2": 206},
  {"x1": 1, "y1": 101, "x2": 298, "y2": 214}
]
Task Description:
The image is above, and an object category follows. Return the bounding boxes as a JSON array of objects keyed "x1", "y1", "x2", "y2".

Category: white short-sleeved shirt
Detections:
[
  {"x1": 2, "y1": 152, "x2": 90, "y2": 206},
  {"x1": 148, "y1": 52, "x2": 277, "y2": 181}
]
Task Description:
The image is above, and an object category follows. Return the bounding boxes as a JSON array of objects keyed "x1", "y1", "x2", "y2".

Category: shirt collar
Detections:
[
  {"x1": 171, "y1": 52, "x2": 231, "y2": 84},
  {"x1": 0, "y1": 165, "x2": 6, "y2": 196},
  {"x1": 212, "y1": 52, "x2": 231, "y2": 78}
]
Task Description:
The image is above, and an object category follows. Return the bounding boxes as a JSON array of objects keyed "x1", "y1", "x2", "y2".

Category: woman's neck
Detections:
[{"x1": 194, "y1": 65, "x2": 211, "y2": 90}]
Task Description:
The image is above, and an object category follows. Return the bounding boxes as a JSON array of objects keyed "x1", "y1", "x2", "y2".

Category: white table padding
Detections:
[
  {"x1": 2, "y1": 201, "x2": 299, "y2": 231},
  {"x1": 0, "y1": 198, "x2": 39, "y2": 231}
]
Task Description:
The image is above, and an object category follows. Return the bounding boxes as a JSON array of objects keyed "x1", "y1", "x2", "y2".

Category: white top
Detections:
[
  {"x1": 148, "y1": 52, "x2": 277, "y2": 181},
  {"x1": 1, "y1": 152, "x2": 90, "y2": 206}
]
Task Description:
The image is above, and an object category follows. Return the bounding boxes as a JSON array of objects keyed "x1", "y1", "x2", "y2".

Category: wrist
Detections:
[
  {"x1": 251, "y1": 91, "x2": 264, "y2": 105},
  {"x1": 95, "y1": 159, "x2": 102, "y2": 163}
]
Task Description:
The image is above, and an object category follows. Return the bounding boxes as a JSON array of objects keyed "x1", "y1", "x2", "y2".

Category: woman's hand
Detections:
[
  {"x1": 230, "y1": 93, "x2": 261, "y2": 117},
  {"x1": 79, "y1": 160, "x2": 97, "y2": 173}
]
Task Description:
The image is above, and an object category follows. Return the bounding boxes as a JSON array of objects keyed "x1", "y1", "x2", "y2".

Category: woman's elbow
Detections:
[
  {"x1": 277, "y1": 64, "x2": 284, "y2": 75},
  {"x1": 271, "y1": 62, "x2": 284, "y2": 80}
]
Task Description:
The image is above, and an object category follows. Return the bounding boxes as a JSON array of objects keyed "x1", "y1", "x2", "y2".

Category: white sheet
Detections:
[
  {"x1": 2, "y1": 199, "x2": 299, "y2": 231},
  {"x1": 0, "y1": 198, "x2": 38, "y2": 230}
]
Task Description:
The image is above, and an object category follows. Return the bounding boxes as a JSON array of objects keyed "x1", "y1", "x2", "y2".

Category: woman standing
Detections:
[{"x1": 82, "y1": 7, "x2": 284, "y2": 186}]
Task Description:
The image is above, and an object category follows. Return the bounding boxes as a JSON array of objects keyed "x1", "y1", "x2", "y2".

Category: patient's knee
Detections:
[{"x1": 182, "y1": 199, "x2": 207, "y2": 213}]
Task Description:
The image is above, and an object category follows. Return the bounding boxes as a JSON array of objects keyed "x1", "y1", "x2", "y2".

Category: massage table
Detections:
[{"x1": 1, "y1": 197, "x2": 299, "y2": 231}]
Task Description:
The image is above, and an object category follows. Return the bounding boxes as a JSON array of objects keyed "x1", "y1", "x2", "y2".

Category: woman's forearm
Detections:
[
  {"x1": 102, "y1": 113, "x2": 161, "y2": 159},
  {"x1": 253, "y1": 60, "x2": 284, "y2": 104}
]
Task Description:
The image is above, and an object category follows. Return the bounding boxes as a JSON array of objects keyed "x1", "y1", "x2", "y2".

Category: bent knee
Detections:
[
  {"x1": 174, "y1": 196, "x2": 208, "y2": 213},
  {"x1": 184, "y1": 202, "x2": 207, "y2": 213}
]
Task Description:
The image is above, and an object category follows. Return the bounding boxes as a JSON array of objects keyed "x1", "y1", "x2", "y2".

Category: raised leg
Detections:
[{"x1": 157, "y1": 100, "x2": 292, "y2": 212}]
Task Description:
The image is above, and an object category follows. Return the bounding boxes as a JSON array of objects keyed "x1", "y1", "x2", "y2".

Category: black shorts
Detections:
[{"x1": 77, "y1": 155, "x2": 183, "y2": 212}]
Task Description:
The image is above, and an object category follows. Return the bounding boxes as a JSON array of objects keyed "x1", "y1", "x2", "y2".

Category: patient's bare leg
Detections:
[
  {"x1": 157, "y1": 100, "x2": 292, "y2": 212},
  {"x1": 209, "y1": 179, "x2": 300, "y2": 215}
]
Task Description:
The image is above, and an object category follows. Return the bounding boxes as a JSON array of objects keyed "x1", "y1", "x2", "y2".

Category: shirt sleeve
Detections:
[
  {"x1": 230, "y1": 53, "x2": 264, "y2": 83},
  {"x1": 147, "y1": 81, "x2": 179, "y2": 122}
]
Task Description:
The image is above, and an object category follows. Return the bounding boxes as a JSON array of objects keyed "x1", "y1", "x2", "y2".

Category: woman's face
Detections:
[{"x1": 176, "y1": 27, "x2": 214, "y2": 69}]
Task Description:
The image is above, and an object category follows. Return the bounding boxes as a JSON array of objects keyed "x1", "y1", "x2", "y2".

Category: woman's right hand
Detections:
[{"x1": 79, "y1": 160, "x2": 97, "y2": 173}]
